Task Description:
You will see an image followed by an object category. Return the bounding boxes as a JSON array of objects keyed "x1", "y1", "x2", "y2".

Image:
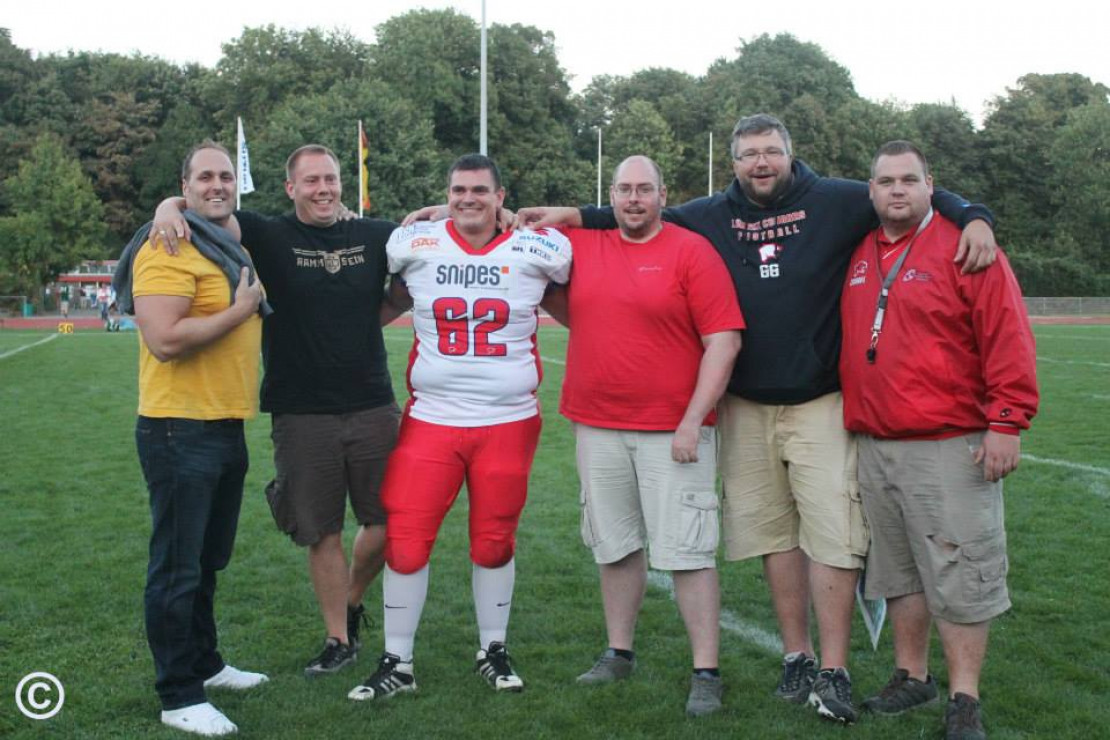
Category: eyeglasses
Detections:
[
  {"x1": 613, "y1": 183, "x2": 657, "y2": 197},
  {"x1": 733, "y1": 148, "x2": 788, "y2": 164}
]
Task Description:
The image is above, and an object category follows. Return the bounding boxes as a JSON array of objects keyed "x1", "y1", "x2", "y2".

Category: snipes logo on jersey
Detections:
[
  {"x1": 435, "y1": 263, "x2": 510, "y2": 289},
  {"x1": 293, "y1": 246, "x2": 366, "y2": 273}
]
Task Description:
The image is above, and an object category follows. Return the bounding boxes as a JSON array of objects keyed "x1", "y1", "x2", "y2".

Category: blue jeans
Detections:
[{"x1": 136, "y1": 416, "x2": 248, "y2": 710}]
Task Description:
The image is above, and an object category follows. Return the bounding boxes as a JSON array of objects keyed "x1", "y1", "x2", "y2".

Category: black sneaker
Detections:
[
  {"x1": 348, "y1": 653, "x2": 417, "y2": 701},
  {"x1": 476, "y1": 642, "x2": 524, "y2": 692},
  {"x1": 808, "y1": 667, "x2": 858, "y2": 724},
  {"x1": 304, "y1": 637, "x2": 357, "y2": 677},
  {"x1": 862, "y1": 668, "x2": 939, "y2": 715},
  {"x1": 774, "y1": 652, "x2": 817, "y2": 703},
  {"x1": 347, "y1": 603, "x2": 369, "y2": 650},
  {"x1": 945, "y1": 692, "x2": 986, "y2": 740}
]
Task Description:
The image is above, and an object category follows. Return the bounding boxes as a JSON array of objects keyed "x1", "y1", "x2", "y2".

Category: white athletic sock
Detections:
[
  {"x1": 161, "y1": 702, "x2": 237, "y2": 736},
  {"x1": 203, "y1": 664, "x2": 269, "y2": 690},
  {"x1": 473, "y1": 558, "x2": 515, "y2": 650},
  {"x1": 383, "y1": 564, "x2": 428, "y2": 662}
]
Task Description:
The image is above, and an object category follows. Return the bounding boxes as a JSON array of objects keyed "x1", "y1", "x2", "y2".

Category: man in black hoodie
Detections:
[{"x1": 518, "y1": 113, "x2": 997, "y2": 724}]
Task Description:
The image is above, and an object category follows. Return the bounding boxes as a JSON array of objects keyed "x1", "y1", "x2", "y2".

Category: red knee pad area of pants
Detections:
[{"x1": 381, "y1": 414, "x2": 540, "y2": 572}]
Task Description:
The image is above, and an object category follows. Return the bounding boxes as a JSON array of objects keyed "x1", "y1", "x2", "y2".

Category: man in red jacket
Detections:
[{"x1": 840, "y1": 141, "x2": 1038, "y2": 740}]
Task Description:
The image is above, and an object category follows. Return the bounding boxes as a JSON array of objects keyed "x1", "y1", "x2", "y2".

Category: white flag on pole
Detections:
[{"x1": 237, "y1": 117, "x2": 255, "y2": 197}]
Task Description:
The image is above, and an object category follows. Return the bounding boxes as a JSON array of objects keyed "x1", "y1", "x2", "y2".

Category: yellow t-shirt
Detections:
[{"x1": 133, "y1": 241, "x2": 262, "y2": 420}]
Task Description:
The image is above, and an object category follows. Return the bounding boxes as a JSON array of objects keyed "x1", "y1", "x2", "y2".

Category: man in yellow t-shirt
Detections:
[{"x1": 132, "y1": 142, "x2": 264, "y2": 737}]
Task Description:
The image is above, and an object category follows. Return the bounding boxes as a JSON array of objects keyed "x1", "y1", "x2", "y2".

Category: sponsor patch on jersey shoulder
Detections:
[
  {"x1": 516, "y1": 230, "x2": 566, "y2": 252},
  {"x1": 410, "y1": 237, "x2": 440, "y2": 251}
]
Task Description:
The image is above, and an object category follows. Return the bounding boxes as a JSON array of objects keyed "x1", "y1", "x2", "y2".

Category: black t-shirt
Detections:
[{"x1": 237, "y1": 211, "x2": 397, "y2": 414}]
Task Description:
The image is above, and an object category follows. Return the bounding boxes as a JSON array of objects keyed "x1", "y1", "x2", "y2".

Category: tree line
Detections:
[{"x1": 1, "y1": 11, "x2": 1108, "y2": 300}]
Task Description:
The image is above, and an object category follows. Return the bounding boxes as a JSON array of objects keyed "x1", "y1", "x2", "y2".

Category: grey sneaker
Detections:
[
  {"x1": 808, "y1": 667, "x2": 858, "y2": 724},
  {"x1": 304, "y1": 637, "x2": 357, "y2": 677},
  {"x1": 476, "y1": 642, "x2": 524, "y2": 692},
  {"x1": 685, "y1": 674, "x2": 723, "y2": 717},
  {"x1": 774, "y1": 652, "x2": 817, "y2": 703},
  {"x1": 576, "y1": 649, "x2": 635, "y2": 684},
  {"x1": 347, "y1": 652, "x2": 416, "y2": 701},
  {"x1": 862, "y1": 668, "x2": 939, "y2": 715},
  {"x1": 945, "y1": 692, "x2": 986, "y2": 740},
  {"x1": 347, "y1": 603, "x2": 368, "y2": 650}
]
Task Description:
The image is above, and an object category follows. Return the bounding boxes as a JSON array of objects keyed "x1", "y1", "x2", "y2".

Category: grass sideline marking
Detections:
[
  {"x1": 1037, "y1": 356, "x2": 1110, "y2": 369},
  {"x1": 1024, "y1": 454, "x2": 1110, "y2": 478},
  {"x1": 1038, "y1": 333, "x2": 1110, "y2": 341},
  {"x1": 0, "y1": 334, "x2": 58, "y2": 360},
  {"x1": 646, "y1": 570, "x2": 782, "y2": 655}
]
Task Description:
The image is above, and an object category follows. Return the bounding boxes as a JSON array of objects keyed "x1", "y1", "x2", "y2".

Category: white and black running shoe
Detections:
[
  {"x1": 476, "y1": 642, "x2": 524, "y2": 692},
  {"x1": 348, "y1": 652, "x2": 416, "y2": 701}
]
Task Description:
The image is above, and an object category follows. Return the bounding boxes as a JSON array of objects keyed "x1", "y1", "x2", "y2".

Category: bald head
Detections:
[
  {"x1": 612, "y1": 155, "x2": 664, "y2": 190},
  {"x1": 610, "y1": 155, "x2": 667, "y2": 242}
]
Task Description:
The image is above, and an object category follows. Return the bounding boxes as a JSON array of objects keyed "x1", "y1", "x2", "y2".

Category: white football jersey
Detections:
[{"x1": 387, "y1": 220, "x2": 572, "y2": 426}]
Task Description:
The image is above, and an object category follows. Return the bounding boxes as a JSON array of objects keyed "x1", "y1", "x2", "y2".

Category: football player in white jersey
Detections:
[{"x1": 349, "y1": 154, "x2": 571, "y2": 702}]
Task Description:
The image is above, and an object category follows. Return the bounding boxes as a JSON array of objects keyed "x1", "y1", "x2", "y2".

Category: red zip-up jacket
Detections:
[{"x1": 840, "y1": 215, "x2": 1038, "y2": 439}]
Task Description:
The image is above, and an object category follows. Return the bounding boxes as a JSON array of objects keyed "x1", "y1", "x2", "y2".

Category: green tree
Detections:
[
  {"x1": 371, "y1": 10, "x2": 480, "y2": 152},
  {"x1": 209, "y1": 26, "x2": 371, "y2": 126},
  {"x1": 1048, "y1": 103, "x2": 1110, "y2": 275},
  {"x1": 604, "y1": 100, "x2": 683, "y2": 189},
  {"x1": 0, "y1": 134, "x2": 106, "y2": 302},
  {"x1": 978, "y1": 73, "x2": 1110, "y2": 248},
  {"x1": 485, "y1": 23, "x2": 590, "y2": 206},
  {"x1": 578, "y1": 68, "x2": 706, "y2": 201},
  {"x1": 248, "y1": 79, "x2": 444, "y2": 221},
  {"x1": 701, "y1": 33, "x2": 859, "y2": 141},
  {"x1": 72, "y1": 91, "x2": 158, "y2": 242},
  {"x1": 905, "y1": 103, "x2": 985, "y2": 200}
]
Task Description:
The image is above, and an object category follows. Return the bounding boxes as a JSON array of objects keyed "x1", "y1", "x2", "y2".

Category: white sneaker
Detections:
[
  {"x1": 203, "y1": 665, "x2": 269, "y2": 690},
  {"x1": 161, "y1": 702, "x2": 238, "y2": 736}
]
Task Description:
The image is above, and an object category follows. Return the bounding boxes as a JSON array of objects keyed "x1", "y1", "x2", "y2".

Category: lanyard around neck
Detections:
[{"x1": 866, "y1": 209, "x2": 934, "y2": 364}]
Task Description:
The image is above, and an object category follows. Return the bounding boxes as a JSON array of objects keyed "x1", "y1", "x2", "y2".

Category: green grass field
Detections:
[{"x1": 1, "y1": 324, "x2": 1107, "y2": 738}]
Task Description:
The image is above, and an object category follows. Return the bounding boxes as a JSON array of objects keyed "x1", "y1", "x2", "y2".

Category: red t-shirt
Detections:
[{"x1": 559, "y1": 223, "x2": 745, "y2": 430}]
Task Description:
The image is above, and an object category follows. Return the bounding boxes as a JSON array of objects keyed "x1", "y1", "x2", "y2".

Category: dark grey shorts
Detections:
[{"x1": 265, "y1": 403, "x2": 401, "y2": 546}]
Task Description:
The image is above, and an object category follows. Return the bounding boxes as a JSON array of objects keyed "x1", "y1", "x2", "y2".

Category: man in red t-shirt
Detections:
[{"x1": 546, "y1": 156, "x2": 744, "y2": 717}]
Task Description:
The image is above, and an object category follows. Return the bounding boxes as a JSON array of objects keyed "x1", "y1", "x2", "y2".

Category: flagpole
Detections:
[
  {"x1": 358, "y1": 121, "x2": 365, "y2": 219},
  {"x1": 596, "y1": 127, "x2": 602, "y2": 207},
  {"x1": 480, "y1": 0, "x2": 488, "y2": 155},
  {"x1": 708, "y1": 131, "x2": 713, "y2": 196}
]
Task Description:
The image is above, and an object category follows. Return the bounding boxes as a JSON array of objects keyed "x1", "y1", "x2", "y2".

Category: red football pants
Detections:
[{"x1": 381, "y1": 413, "x2": 542, "y2": 573}]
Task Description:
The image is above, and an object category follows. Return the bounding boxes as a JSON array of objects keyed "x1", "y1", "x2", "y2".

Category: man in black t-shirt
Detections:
[{"x1": 154, "y1": 145, "x2": 401, "y2": 678}]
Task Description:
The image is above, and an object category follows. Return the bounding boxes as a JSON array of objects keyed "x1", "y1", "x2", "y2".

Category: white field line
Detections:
[
  {"x1": 1036, "y1": 356, "x2": 1110, "y2": 369},
  {"x1": 646, "y1": 570, "x2": 782, "y2": 655},
  {"x1": 1023, "y1": 454, "x2": 1110, "y2": 478},
  {"x1": 1037, "y1": 333, "x2": 1110, "y2": 341},
  {"x1": 0, "y1": 334, "x2": 58, "y2": 360}
]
